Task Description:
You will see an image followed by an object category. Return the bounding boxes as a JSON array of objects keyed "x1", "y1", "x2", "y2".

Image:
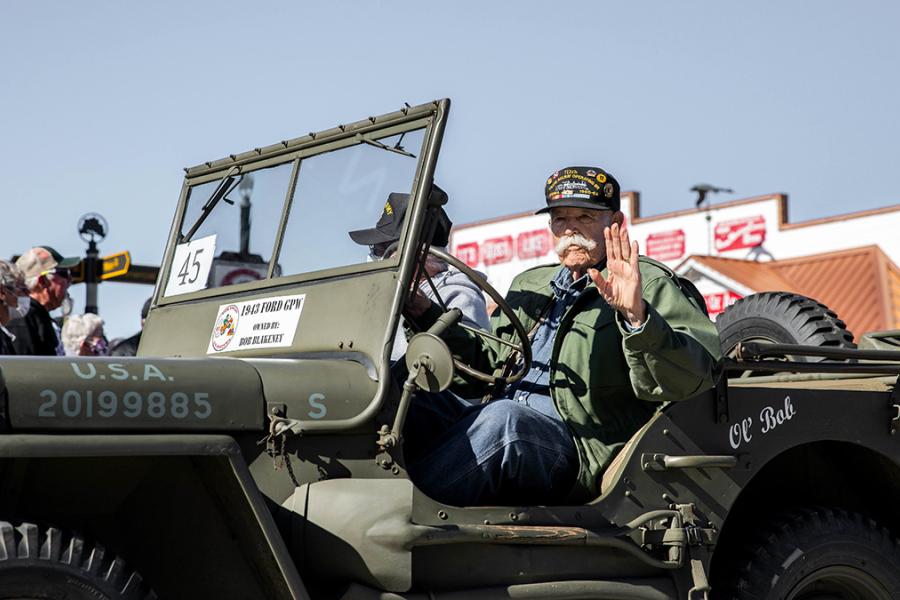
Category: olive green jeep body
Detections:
[{"x1": 2, "y1": 100, "x2": 900, "y2": 600}]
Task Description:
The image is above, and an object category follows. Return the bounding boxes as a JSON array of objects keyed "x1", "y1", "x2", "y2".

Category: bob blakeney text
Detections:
[{"x1": 729, "y1": 396, "x2": 797, "y2": 450}]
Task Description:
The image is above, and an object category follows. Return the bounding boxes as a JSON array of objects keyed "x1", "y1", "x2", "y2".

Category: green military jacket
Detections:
[{"x1": 418, "y1": 258, "x2": 722, "y2": 501}]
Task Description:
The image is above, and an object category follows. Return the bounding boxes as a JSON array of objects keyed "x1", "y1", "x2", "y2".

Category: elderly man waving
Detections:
[{"x1": 405, "y1": 166, "x2": 721, "y2": 506}]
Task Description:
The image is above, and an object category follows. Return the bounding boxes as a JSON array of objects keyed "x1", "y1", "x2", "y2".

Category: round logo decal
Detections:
[{"x1": 211, "y1": 304, "x2": 240, "y2": 351}]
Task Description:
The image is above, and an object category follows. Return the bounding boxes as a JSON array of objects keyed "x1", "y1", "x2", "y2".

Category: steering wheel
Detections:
[{"x1": 418, "y1": 246, "x2": 533, "y2": 387}]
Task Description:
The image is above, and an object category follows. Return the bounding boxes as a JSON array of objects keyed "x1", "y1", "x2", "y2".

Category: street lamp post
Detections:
[
  {"x1": 77, "y1": 213, "x2": 109, "y2": 315},
  {"x1": 691, "y1": 184, "x2": 734, "y2": 256},
  {"x1": 239, "y1": 174, "x2": 254, "y2": 258}
]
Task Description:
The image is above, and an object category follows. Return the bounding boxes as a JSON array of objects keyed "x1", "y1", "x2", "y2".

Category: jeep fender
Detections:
[{"x1": 0, "y1": 434, "x2": 308, "y2": 600}]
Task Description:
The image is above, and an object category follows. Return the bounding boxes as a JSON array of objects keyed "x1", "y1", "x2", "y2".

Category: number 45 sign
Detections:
[{"x1": 165, "y1": 234, "x2": 217, "y2": 297}]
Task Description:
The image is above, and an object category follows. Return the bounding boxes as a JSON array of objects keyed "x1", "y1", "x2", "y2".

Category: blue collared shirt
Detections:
[{"x1": 503, "y1": 266, "x2": 592, "y2": 420}]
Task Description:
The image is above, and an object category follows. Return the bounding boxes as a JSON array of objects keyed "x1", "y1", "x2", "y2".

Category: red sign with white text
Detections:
[
  {"x1": 516, "y1": 229, "x2": 553, "y2": 260},
  {"x1": 704, "y1": 291, "x2": 743, "y2": 316},
  {"x1": 714, "y1": 216, "x2": 766, "y2": 252},
  {"x1": 482, "y1": 236, "x2": 515, "y2": 266},
  {"x1": 645, "y1": 229, "x2": 686, "y2": 261},
  {"x1": 454, "y1": 242, "x2": 481, "y2": 268}
]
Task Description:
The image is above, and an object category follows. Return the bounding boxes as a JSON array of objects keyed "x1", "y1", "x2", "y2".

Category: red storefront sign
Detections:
[
  {"x1": 454, "y1": 242, "x2": 481, "y2": 268},
  {"x1": 482, "y1": 236, "x2": 515, "y2": 266},
  {"x1": 645, "y1": 229, "x2": 686, "y2": 261},
  {"x1": 704, "y1": 291, "x2": 743, "y2": 316},
  {"x1": 516, "y1": 229, "x2": 552, "y2": 260},
  {"x1": 714, "y1": 216, "x2": 766, "y2": 252}
]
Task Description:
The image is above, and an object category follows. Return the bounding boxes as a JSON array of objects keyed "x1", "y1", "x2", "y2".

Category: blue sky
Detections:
[{"x1": 2, "y1": 1, "x2": 899, "y2": 337}]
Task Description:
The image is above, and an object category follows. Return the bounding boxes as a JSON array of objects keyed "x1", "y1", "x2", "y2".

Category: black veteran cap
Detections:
[
  {"x1": 349, "y1": 185, "x2": 452, "y2": 248},
  {"x1": 537, "y1": 166, "x2": 621, "y2": 214}
]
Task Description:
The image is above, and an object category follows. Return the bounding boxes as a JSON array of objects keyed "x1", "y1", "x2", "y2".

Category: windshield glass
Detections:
[
  {"x1": 164, "y1": 128, "x2": 426, "y2": 298},
  {"x1": 276, "y1": 128, "x2": 425, "y2": 276}
]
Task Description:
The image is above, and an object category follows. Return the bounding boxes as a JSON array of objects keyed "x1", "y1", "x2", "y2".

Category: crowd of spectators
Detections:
[{"x1": 0, "y1": 246, "x2": 148, "y2": 358}]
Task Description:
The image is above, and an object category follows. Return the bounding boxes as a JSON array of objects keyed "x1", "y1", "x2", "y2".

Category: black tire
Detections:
[
  {"x1": 0, "y1": 521, "x2": 157, "y2": 600},
  {"x1": 726, "y1": 507, "x2": 900, "y2": 600},
  {"x1": 716, "y1": 292, "x2": 855, "y2": 360}
]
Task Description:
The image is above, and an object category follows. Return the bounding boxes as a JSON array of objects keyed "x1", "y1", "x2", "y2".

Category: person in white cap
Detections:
[{"x1": 7, "y1": 245, "x2": 80, "y2": 356}]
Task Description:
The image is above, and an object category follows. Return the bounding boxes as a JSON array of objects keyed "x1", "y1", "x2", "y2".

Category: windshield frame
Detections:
[
  {"x1": 145, "y1": 100, "x2": 450, "y2": 434},
  {"x1": 155, "y1": 109, "x2": 438, "y2": 307}
]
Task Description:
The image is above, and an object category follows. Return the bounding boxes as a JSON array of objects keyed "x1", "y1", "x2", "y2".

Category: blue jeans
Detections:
[{"x1": 404, "y1": 393, "x2": 579, "y2": 506}]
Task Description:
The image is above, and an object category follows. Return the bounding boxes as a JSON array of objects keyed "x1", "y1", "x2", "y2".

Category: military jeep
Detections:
[{"x1": 2, "y1": 99, "x2": 900, "y2": 600}]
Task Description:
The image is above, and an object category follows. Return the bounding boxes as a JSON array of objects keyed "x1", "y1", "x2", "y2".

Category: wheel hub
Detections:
[{"x1": 788, "y1": 565, "x2": 892, "y2": 600}]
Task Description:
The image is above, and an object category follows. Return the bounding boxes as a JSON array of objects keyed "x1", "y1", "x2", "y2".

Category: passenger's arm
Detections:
[{"x1": 436, "y1": 281, "x2": 491, "y2": 331}]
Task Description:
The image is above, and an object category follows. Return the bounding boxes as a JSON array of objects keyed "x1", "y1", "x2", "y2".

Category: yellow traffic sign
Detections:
[
  {"x1": 101, "y1": 251, "x2": 131, "y2": 280},
  {"x1": 71, "y1": 262, "x2": 85, "y2": 284}
]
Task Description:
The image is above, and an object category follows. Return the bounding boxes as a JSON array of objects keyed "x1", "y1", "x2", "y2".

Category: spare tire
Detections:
[{"x1": 716, "y1": 291, "x2": 855, "y2": 360}]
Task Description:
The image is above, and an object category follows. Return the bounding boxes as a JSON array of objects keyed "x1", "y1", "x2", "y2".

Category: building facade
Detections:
[{"x1": 449, "y1": 194, "x2": 900, "y2": 337}]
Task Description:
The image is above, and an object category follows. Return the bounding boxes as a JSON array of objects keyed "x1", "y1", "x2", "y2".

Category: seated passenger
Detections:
[
  {"x1": 349, "y1": 185, "x2": 490, "y2": 361},
  {"x1": 404, "y1": 166, "x2": 722, "y2": 506}
]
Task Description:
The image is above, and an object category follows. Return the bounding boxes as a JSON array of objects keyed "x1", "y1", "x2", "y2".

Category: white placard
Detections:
[
  {"x1": 207, "y1": 294, "x2": 306, "y2": 354},
  {"x1": 165, "y1": 234, "x2": 217, "y2": 296}
]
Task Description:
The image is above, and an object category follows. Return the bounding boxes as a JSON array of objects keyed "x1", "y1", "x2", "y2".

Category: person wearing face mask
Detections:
[
  {"x1": 0, "y1": 260, "x2": 30, "y2": 355},
  {"x1": 7, "y1": 246, "x2": 80, "y2": 356},
  {"x1": 61, "y1": 313, "x2": 108, "y2": 356}
]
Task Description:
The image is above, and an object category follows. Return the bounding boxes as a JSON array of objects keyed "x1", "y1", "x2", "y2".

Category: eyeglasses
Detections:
[
  {"x1": 41, "y1": 268, "x2": 72, "y2": 282},
  {"x1": 368, "y1": 241, "x2": 399, "y2": 261},
  {"x1": 549, "y1": 211, "x2": 610, "y2": 230}
]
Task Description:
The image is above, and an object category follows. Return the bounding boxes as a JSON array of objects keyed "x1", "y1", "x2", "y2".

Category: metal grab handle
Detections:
[
  {"x1": 641, "y1": 453, "x2": 737, "y2": 472},
  {"x1": 737, "y1": 340, "x2": 900, "y2": 362}
]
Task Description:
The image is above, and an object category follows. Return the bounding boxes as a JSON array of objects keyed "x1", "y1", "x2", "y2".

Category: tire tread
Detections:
[
  {"x1": 728, "y1": 507, "x2": 900, "y2": 600},
  {"x1": 0, "y1": 521, "x2": 156, "y2": 599},
  {"x1": 716, "y1": 292, "x2": 855, "y2": 359}
]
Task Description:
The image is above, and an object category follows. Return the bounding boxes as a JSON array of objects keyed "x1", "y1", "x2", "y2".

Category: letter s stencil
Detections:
[{"x1": 308, "y1": 393, "x2": 327, "y2": 419}]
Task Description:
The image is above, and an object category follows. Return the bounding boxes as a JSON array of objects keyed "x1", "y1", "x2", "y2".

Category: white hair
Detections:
[
  {"x1": 62, "y1": 313, "x2": 104, "y2": 356},
  {"x1": 0, "y1": 260, "x2": 24, "y2": 292}
]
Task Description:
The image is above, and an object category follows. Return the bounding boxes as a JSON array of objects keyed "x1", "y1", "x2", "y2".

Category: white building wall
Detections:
[
  {"x1": 623, "y1": 194, "x2": 900, "y2": 266},
  {"x1": 450, "y1": 193, "x2": 900, "y2": 297}
]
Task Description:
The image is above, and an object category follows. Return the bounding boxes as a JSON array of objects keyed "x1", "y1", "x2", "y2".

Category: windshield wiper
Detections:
[
  {"x1": 180, "y1": 166, "x2": 241, "y2": 243},
  {"x1": 358, "y1": 133, "x2": 416, "y2": 158}
]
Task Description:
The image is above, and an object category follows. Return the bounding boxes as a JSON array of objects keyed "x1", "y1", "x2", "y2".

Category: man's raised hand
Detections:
[{"x1": 588, "y1": 222, "x2": 646, "y2": 327}]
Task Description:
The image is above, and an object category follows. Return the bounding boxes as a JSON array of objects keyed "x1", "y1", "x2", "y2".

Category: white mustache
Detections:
[{"x1": 555, "y1": 234, "x2": 597, "y2": 255}]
